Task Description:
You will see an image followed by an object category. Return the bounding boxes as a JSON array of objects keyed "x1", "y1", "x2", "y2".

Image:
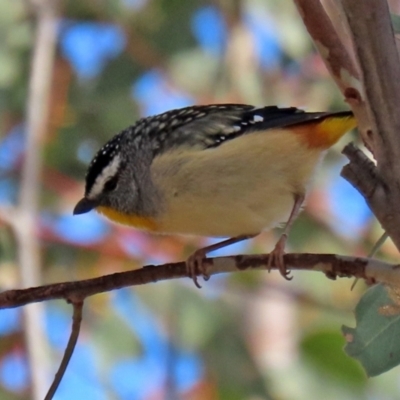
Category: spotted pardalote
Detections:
[{"x1": 74, "y1": 104, "x2": 356, "y2": 287}]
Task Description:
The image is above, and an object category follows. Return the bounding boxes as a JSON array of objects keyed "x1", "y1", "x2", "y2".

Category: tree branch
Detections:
[
  {"x1": 293, "y1": 0, "x2": 359, "y2": 91},
  {"x1": 338, "y1": 0, "x2": 400, "y2": 252},
  {"x1": 294, "y1": 0, "x2": 400, "y2": 263},
  {"x1": 293, "y1": 0, "x2": 373, "y2": 149},
  {"x1": 0, "y1": 253, "x2": 397, "y2": 309},
  {"x1": 341, "y1": 0, "x2": 400, "y2": 171}
]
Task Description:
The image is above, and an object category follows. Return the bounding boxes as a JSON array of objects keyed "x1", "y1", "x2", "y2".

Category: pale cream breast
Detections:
[{"x1": 150, "y1": 129, "x2": 322, "y2": 237}]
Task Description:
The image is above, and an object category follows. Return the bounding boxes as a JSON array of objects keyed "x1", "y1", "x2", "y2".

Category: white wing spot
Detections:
[
  {"x1": 253, "y1": 115, "x2": 264, "y2": 122},
  {"x1": 221, "y1": 126, "x2": 237, "y2": 134}
]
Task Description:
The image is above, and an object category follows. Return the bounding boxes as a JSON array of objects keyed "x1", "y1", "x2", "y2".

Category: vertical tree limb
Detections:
[
  {"x1": 293, "y1": 0, "x2": 400, "y2": 258},
  {"x1": 341, "y1": 0, "x2": 400, "y2": 167},
  {"x1": 339, "y1": 0, "x2": 400, "y2": 250},
  {"x1": 294, "y1": 0, "x2": 359, "y2": 90},
  {"x1": 16, "y1": 1, "x2": 59, "y2": 398},
  {"x1": 293, "y1": 0, "x2": 373, "y2": 150}
]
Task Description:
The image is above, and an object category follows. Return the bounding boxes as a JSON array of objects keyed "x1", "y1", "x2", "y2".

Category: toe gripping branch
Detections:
[
  {"x1": 185, "y1": 194, "x2": 306, "y2": 288},
  {"x1": 186, "y1": 235, "x2": 255, "y2": 288}
]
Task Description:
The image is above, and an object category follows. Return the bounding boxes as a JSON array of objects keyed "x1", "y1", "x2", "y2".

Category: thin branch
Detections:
[
  {"x1": 0, "y1": 253, "x2": 397, "y2": 310},
  {"x1": 44, "y1": 301, "x2": 84, "y2": 400}
]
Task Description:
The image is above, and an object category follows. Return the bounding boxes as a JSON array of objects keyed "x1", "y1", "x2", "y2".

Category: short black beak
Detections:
[{"x1": 73, "y1": 198, "x2": 97, "y2": 215}]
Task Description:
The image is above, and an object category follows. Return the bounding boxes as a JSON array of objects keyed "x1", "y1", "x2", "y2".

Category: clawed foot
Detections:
[
  {"x1": 267, "y1": 234, "x2": 292, "y2": 280},
  {"x1": 186, "y1": 249, "x2": 211, "y2": 289}
]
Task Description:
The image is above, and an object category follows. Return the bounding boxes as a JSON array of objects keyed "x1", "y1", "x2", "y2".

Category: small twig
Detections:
[
  {"x1": 340, "y1": 143, "x2": 383, "y2": 200},
  {"x1": 351, "y1": 230, "x2": 389, "y2": 291},
  {"x1": 340, "y1": 143, "x2": 400, "y2": 254},
  {"x1": 0, "y1": 253, "x2": 398, "y2": 310},
  {"x1": 369, "y1": 232, "x2": 390, "y2": 258},
  {"x1": 44, "y1": 301, "x2": 84, "y2": 400}
]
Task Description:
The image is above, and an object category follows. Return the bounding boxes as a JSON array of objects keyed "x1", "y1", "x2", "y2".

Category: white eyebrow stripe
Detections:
[{"x1": 87, "y1": 154, "x2": 121, "y2": 199}]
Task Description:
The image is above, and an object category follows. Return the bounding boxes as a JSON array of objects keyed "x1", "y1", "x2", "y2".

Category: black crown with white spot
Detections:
[{"x1": 85, "y1": 133, "x2": 123, "y2": 195}]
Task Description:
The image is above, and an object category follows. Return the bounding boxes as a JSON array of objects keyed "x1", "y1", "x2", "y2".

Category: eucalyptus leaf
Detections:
[{"x1": 343, "y1": 284, "x2": 400, "y2": 376}]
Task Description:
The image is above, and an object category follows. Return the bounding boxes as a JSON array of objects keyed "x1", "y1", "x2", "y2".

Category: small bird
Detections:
[{"x1": 73, "y1": 104, "x2": 356, "y2": 287}]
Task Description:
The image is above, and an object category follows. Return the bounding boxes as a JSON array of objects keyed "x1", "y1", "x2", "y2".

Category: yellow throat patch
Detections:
[{"x1": 96, "y1": 206, "x2": 158, "y2": 231}]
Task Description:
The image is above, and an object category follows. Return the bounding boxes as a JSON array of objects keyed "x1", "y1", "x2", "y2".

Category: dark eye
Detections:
[{"x1": 104, "y1": 176, "x2": 118, "y2": 192}]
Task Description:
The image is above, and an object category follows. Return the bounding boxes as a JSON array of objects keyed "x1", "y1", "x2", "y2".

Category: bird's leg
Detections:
[
  {"x1": 187, "y1": 234, "x2": 256, "y2": 288},
  {"x1": 268, "y1": 193, "x2": 305, "y2": 280}
]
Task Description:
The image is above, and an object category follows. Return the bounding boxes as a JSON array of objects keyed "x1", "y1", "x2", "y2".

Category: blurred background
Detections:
[{"x1": 0, "y1": 0, "x2": 399, "y2": 399}]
